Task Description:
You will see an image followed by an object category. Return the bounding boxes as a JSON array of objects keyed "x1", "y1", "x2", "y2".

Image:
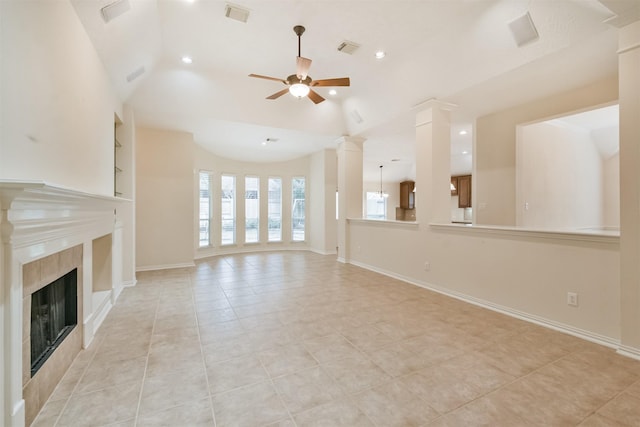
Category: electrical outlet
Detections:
[
  {"x1": 424, "y1": 261, "x2": 430, "y2": 271},
  {"x1": 567, "y1": 292, "x2": 578, "y2": 307}
]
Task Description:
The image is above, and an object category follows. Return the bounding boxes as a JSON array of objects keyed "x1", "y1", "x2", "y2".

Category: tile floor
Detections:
[{"x1": 32, "y1": 251, "x2": 640, "y2": 426}]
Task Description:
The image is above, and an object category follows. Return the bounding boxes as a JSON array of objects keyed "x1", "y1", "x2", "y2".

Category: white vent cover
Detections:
[
  {"x1": 101, "y1": 0, "x2": 131, "y2": 23},
  {"x1": 351, "y1": 109, "x2": 363, "y2": 124},
  {"x1": 225, "y1": 4, "x2": 250, "y2": 23},
  {"x1": 126, "y1": 66, "x2": 145, "y2": 83},
  {"x1": 508, "y1": 12, "x2": 539, "y2": 47},
  {"x1": 337, "y1": 41, "x2": 361, "y2": 55}
]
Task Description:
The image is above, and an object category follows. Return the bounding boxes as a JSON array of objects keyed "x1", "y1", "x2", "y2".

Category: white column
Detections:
[
  {"x1": 336, "y1": 137, "x2": 364, "y2": 263},
  {"x1": 414, "y1": 100, "x2": 455, "y2": 224},
  {"x1": 618, "y1": 20, "x2": 640, "y2": 358}
]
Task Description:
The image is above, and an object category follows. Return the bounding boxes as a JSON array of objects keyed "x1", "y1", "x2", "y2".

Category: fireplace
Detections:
[
  {"x1": 30, "y1": 268, "x2": 78, "y2": 377},
  {"x1": 1, "y1": 181, "x2": 127, "y2": 427}
]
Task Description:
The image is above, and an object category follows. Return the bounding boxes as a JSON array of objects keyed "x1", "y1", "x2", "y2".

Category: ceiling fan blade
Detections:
[
  {"x1": 311, "y1": 77, "x2": 350, "y2": 87},
  {"x1": 266, "y1": 88, "x2": 290, "y2": 100},
  {"x1": 296, "y1": 56, "x2": 312, "y2": 79},
  {"x1": 307, "y1": 89, "x2": 325, "y2": 104},
  {"x1": 249, "y1": 74, "x2": 287, "y2": 85}
]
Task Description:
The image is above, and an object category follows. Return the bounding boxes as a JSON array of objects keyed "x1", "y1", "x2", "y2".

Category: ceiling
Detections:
[{"x1": 71, "y1": 0, "x2": 630, "y2": 182}]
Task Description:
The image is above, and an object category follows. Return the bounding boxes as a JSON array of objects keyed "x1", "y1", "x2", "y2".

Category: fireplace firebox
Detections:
[{"x1": 30, "y1": 268, "x2": 78, "y2": 376}]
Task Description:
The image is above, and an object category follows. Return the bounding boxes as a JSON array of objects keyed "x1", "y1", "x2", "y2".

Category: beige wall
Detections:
[
  {"x1": 517, "y1": 122, "x2": 603, "y2": 229},
  {"x1": 309, "y1": 150, "x2": 338, "y2": 255},
  {"x1": 475, "y1": 77, "x2": 618, "y2": 226},
  {"x1": 136, "y1": 128, "x2": 195, "y2": 270},
  {"x1": 603, "y1": 153, "x2": 620, "y2": 228},
  {"x1": 0, "y1": 1, "x2": 120, "y2": 196}
]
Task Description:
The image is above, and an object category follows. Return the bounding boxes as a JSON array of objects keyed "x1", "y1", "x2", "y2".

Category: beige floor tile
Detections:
[
  {"x1": 75, "y1": 355, "x2": 147, "y2": 394},
  {"x1": 31, "y1": 397, "x2": 67, "y2": 427},
  {"x1": 303, "y1": 333, "x2": 363, "y2": 363},
  {"x1": 491, "y1": 377, "x2": 586, "y2": 425},
  {"x1": 400, "y1": 365, "x2": 483, "y2": 414},
  {"x1": 201, "y1": 332, "x2": 254, "y2": 364},
  {"x1": 137, "y1": 397, "x2": 215, "y2": 426},
  {"x1": 293, "y1": 399, "x2": 374, "y2": 427},
  {"x1": 138, "y1": 365, "x2": 209, "y2": 415},
  {"x1": 259, "y1": 343, "x2": 318, "y2": 377},
  {"x1": 353, "y1": 380, "x2": 439, "y2": 426},
  {"x1": 206, "y1": 353, "x2": 270, "y2": 394},
  {"x1": 365, "y1": 342, "x2": 433, "y2": 377},
  {"x1": 596, "y1": 393, "x2": 640, "y2": 426},
  {"x1": 273, "y1": 366, "x2": 344, "y2": 414},
  {"x1": 438, "y1": 394, "x2": 532, "y2": 427},
  {"x1": 31, "y1": 252, "x2": 640, "y2": 426},
  {"x1": 56, "y1": 381, "x2": 141, "y2": 427},
  {"x1": 211, "y1": 381, "x2": 289, "y2": 427},
  {"x1": 322, "y1": 354, "x2": 392, "y2": 394},
  {"x1": 578, "y1": 413, "x2": 629, "y2": 426}
]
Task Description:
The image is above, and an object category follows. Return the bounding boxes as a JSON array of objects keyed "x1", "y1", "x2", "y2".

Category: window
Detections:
[
  {"x1": 198, "y1": 171, "x2": 212, "y2": 247},
  {"x1": 245, "y1": 176, "x2": 259, "y2": 243},
  {"x1": 292, "y1": 177, "x2": 305, "y2": 241},
  {"x1": 221, "y1": 175, "x2": 236, "y2": 245},
  {"x1": 268, "y1": 177, "x2": 282, "y2": 242},
  {"x1": 366, "y1": 192, "x2": 387, "y2": 219}
]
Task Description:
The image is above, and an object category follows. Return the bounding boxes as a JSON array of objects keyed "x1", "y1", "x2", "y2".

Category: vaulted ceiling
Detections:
[{"x1": 71, "y1": 0, "x2": 629, "y2": 182}]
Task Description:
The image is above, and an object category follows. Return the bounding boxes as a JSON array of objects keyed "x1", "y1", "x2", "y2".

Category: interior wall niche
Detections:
[{"x1": 516, "y1": 104, "x2": 619, "y2": 231}]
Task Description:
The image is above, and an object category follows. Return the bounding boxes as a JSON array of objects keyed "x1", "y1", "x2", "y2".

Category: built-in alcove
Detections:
[{"x1": 92, "y1": 233, "x2": 113, "y2": 319}]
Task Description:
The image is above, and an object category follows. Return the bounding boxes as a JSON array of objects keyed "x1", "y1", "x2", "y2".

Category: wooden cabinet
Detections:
[
  {"x1": 456, "y1": 175, "x2": 471, "y2": 208},
  {"x1": 400, "y1": 181, "x2": 415, "y2": 209}
]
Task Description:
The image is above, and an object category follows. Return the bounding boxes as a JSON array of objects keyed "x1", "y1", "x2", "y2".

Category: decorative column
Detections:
[
  {"x1": 336, "y1": 136, "x2": 365, "y2": 263},
  {"x1": 618, "y1": 19, "x2": 640, "y2": 358},
  {"x1": 414, "y1": 99, "x2": 455, "y2": 225}
]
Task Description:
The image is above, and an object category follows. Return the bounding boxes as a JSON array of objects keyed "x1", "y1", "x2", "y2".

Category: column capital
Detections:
[
  {"x1": 335, "y1": 136, "x2": 366, "y2": 151},
  {"x1": 413, "y1": 98, "x2": 457, "y2": 127}
]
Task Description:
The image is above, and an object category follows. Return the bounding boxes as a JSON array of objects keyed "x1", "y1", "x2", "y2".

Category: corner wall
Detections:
[
  {"x1": 136, "y1": 128, "x2": 195, "y2": 270},
  {"x1": 0, "y1": 0, "x2": 120, "y2": 196}
]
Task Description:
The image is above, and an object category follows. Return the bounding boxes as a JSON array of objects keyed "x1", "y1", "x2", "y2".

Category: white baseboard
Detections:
[
  {"x1": 348, "y1": 259, "x2": 621, "y2": 351},
  {"x1": 136, "y1": 262, "x2": 195, "y2": 272},
  {"x1": 309, "y1": 248, "x2": 338, "y2": 256},
  {"x1": 122, "y1": 279, "x2": 137, "y2": 287},
  {"x1": 618, "y1": 345, "x2": 640, "y2": 361}
]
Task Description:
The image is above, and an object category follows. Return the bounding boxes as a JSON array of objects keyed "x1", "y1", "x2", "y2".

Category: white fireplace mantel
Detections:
[{"x1": 1, "y1": 180, "x2": 130, "y2": 427}]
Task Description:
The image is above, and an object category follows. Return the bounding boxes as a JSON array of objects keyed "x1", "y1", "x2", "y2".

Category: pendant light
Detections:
[{"x1": 379, "y1": 165, "x2": 389, "y2": 199}]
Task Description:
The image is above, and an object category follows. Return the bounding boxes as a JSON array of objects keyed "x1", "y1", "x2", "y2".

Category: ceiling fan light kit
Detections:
[{"x1": 249, "y1": 25, "x2": 350, "y2": 104}]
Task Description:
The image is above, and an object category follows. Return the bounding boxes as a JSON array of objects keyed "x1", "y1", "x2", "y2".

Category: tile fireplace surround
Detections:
[{"x1": 0, "y1": 181, "x2": 127, "y2": 427}]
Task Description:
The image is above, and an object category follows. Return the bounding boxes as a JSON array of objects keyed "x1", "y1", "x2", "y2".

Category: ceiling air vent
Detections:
[
  {"x1": 126, "y1": 66, "x2": 145, "y2": 83},
  {"x1": 101, "y1": 0, "x2": 131, "y2": 23},
  {"x1": 508, "y1": 12, "x2": 539, "y2": 47},
  {"x1": 337, "y1": 40, "x2": 360, "y2": 55},
  {"x1": 225, "y1": 4, "x2": 250, "y2": 23}
]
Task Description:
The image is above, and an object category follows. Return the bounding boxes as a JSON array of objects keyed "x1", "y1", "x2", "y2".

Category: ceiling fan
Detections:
[{"x1": 249, "y1": 25, "x2": 350, "y2": 104}]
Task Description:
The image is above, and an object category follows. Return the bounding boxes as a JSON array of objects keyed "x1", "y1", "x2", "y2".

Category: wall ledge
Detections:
[
  {"x1": 348, "y1": 218, "x2": 420, "y2": 229},
  {"x1": 430, "y1": 222, "x2": 619, "y2": 244}
]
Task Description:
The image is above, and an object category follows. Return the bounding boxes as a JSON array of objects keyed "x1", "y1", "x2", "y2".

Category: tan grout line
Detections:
[{"x1": 132, "y1": 280, "x2": 161, "y2": 426}]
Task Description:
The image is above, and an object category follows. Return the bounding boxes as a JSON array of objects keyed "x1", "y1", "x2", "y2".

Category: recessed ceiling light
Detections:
[
  {"x1": 261, "y1": 141, "x2": 267, "y2": 146},
  {"x1": 375, "y1": 51, "x2": 386, "y2": 59},
  {"x1": 329, "y1": 89, "x2": 337, "y2": 96},
  {"x1": 462, "y1": 151, "x2": 469, "y2": 154},
  {"x1": 181, "y1": 56, "x2": 193, "y2": 64},
  {"x1": 459, "y1": 130, "x2": 467, "y2": 135}
]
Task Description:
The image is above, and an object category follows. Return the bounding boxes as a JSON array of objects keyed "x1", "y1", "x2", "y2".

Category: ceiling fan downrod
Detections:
[{"x1": 294, "y1": 25, "x2": 305, "y2": 57}]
